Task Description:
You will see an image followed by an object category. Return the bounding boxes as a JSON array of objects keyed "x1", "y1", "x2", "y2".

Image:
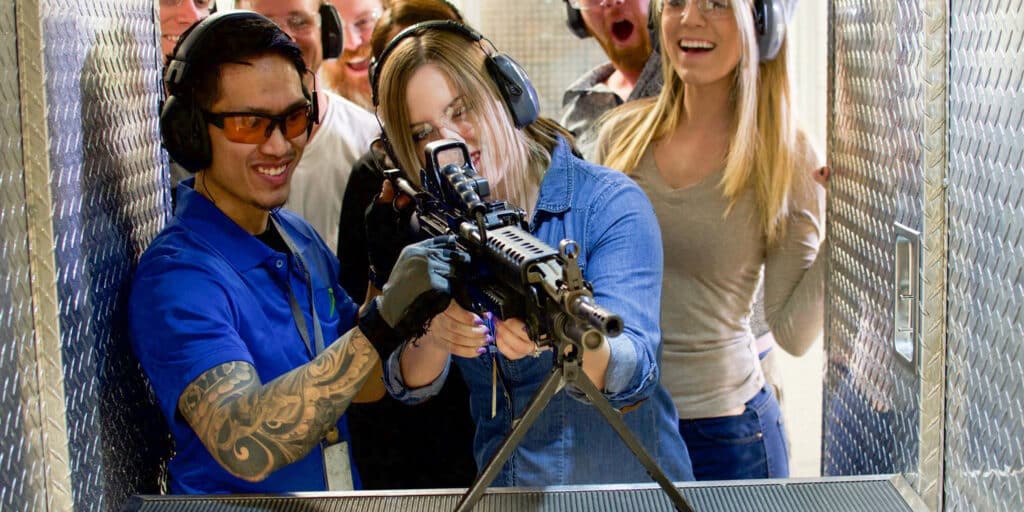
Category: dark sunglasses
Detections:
[{"x1": 203, "y1": 103, "x2": 313, "y2": 144}]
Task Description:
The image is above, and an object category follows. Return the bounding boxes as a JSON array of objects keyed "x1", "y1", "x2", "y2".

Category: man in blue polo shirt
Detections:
[{"x1": 130, "y1": 11, "x2": 458, "y2": 494}]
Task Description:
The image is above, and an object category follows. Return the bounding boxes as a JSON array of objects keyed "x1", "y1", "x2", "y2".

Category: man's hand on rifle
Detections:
[{"x1": 366, "y1": 179, "x2": 417, "y2": 290}]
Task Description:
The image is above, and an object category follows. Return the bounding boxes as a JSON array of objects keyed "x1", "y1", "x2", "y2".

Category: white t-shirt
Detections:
[{"x1": 285, "y1": 90, "x2": 377, "y2": 253}]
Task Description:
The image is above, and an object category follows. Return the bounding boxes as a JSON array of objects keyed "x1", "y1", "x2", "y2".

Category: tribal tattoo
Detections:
[{"x1": 178, "y1": 329, "x2": 377, "y2": 482}]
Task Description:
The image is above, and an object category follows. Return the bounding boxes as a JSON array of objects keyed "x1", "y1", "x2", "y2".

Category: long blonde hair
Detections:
[
  {"x1": 601, "y1": 0, "x2": 800, "y2": 245},
  {"x1": 376, "y1": 28, "x2": 573, "y2": 210}
]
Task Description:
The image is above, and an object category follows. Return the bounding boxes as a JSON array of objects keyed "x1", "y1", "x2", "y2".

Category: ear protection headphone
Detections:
[
  {"x1": 564, "y1": 1, "x2": 590, "y2": 39},
  {"x1": 160, "y1": 11, "x2": 318, "y2": 172},
  {"x1": 369, "y1": 20, "x2": 540, "y2": 129},
  {"x1": 319, "y1": 2, "x2": 344, "y2": 59},
  {"x1": 752, "y1": 0, "x2": 789, "y2": 62}
]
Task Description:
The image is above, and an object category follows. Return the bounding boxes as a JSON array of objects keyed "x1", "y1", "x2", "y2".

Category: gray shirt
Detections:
[
  {"x1": 559, "y1": 49, "x2": 663, "y2": 160},
  {"x1": 629, "y1": 145, "x2": 825, "y2": 418}
]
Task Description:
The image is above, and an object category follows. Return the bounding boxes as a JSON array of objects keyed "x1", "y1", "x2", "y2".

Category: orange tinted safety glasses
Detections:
[{"x1": 203, "y1": 103, "x2": 313, "y2": 144}]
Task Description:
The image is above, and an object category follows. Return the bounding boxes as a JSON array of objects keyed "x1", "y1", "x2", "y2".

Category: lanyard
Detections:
[{"x1": 273, "y1": 218, "x2": 326, "y2": 358}]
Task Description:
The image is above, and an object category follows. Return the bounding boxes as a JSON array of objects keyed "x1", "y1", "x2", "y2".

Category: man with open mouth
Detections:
[{"x1": 559, "y1": 0, "x2": 660, "y2": 159}]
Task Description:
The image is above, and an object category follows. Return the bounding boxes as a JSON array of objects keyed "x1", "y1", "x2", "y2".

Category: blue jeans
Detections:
[{"x1": 678, "y1": 386, "x2": 789, "y2": 480}]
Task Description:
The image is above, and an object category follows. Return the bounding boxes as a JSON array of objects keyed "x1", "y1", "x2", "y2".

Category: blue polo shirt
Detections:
[{"x1": 129, "y1": 179, "x2": 360, "y2": 494}]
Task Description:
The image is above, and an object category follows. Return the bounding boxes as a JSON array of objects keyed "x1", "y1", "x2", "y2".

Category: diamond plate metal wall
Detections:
[
  {"x1": 824, "y1": 0, "x2": 925, "y2": 482},
  {"x1": 36, "y1": 0, "x2": 171, "y2": 510},
  {"x1": 7, "y1": 0, "x2": 75, "y2": 510},
  {"x1": 946, "y1": 2, "x2": 1024, "y2": 511},
  {"x1": 2, "y1": 3, "x2": 47, "y2": 511}
]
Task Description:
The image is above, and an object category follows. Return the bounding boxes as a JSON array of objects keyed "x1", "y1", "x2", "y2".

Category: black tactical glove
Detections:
[
  {"x1": 365, "y1": 182, "x2": 417, "y2": 290},
  {"x1": 358, "y1": 235, "x2": 467, "y2": 361}
]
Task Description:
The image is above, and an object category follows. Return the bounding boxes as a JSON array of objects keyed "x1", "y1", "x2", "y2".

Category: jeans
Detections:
[{"x1": 678, "y1": 386, "x2": 789, "y2": 480}]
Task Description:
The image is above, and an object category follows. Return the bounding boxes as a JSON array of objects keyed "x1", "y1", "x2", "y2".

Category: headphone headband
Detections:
[
  {"x1": 370, "y1": 20, "x2": 486, "y2": 107},
  {"x1": 165, "y1": 11, "x2": 273, "y2": 91}
]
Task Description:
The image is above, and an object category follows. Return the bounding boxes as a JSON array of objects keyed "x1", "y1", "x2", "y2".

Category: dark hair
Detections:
[
  {"x1": 370, "y1": 0, "x2": 464, "y2": 61},
  {"x1": 167, "y1": 15, "x2": 308, "y2": 109}
]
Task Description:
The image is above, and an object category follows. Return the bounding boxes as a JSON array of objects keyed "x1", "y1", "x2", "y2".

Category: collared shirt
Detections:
[
  {"x1": 384, "y1": 138, "x2": 694, "y2": 487},
  {"x1": 559, "y1": 49, "x2": 663, "y2": 160},
  {"x1": 129, "y1": 179, "x2": 360, "y2": 494}
]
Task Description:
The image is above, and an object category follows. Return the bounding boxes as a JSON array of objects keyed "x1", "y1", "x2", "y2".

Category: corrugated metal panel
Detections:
[
  {"x1": 946, "y1": 1, "x2": 1024, "y2": 510},
  {"x1": 38, "y1": 0, "x2": 170, "y2": 510},
  {"x1": 824, "y1": 0, "x2": 924, "y2": 480}
]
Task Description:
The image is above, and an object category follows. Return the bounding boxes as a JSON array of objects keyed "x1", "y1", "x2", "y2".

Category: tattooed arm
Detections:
[{"x1": 177, "y1": 327, "x2": 378, "y2": 482}]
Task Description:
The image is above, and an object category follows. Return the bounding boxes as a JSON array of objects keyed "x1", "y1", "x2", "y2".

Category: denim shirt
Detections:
[{"x1": 384, "y1": 138, "x2": 693, "y2": 486}]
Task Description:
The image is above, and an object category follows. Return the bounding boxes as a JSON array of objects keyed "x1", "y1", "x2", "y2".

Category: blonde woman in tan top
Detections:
[{"x1": 597, "y1": 0, "x2": 827, "y2": 480}]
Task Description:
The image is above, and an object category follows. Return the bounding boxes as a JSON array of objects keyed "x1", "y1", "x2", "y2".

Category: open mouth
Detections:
[
  {"x1": 611, "y1": 20, "x2": 635, "y2": 43},
  {"x1": 345, "y1": 56, "x2": 370, "y2": 73},
  {"x1": 678, "y1": 39, "x2": 716, "y2": 54}
]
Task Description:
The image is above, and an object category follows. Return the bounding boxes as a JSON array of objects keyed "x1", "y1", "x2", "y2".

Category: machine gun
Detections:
[
  {"x1": 384, "y1": 139, "x2": 622, "y2": 351},
  {"x1": 384, "y1": 139, "x2": 693, "y2": 512}
]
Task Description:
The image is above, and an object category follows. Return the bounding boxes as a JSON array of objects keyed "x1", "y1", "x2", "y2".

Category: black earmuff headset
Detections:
[
  {"x1": 160, "y1": 11, "x2": 318, "y2": 172},
  {"x1": 564, "y1": 1, "x2": 591, "y2": 39},
  {"x1": 370, "y1": 20, "x2": 540, "y2": 128},
  {"x1": 319, "y1": 2, "x2": 344, "y2": 59},
  {"x1": 368, "y1": 20, "x2": 541, "y2": 170}
]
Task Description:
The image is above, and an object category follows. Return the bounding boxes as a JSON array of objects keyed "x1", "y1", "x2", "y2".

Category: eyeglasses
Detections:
[
  {"x1": 267, "y1": 12, "x2": 321, "y2": 35},
  {"x1": 344, "y1": 8, "x2": 382, "y2": 40},
  {"x1": 567, "y1": 0, "x2": 617, "y2": 10},
  {"x1": 410, "y1": 97, "x2": 474, "y2": 145},
  {"x1": 662, "y1": 0, "x2": 733, "y2": 18},
  {"x1": 160, "y1": 0, "x2": 215, "y2": 9},
  {"x1": 203, "y1": 104, "x2": 313, "y2": 144}
]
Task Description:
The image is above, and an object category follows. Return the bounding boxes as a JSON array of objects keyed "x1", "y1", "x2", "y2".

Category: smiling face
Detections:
[
  {"x1": 200, "y1": 54, "x2": 309, "y2": 234},
  {"x1": 580, "y1": 0, "x2": 653, "y2": 74},
  {"x1": 160, "y1": 0, "x2": 213, "y2": 59},
  {"x1": 331, "y1": 0, "x2": 383, "y2": 102},
  {"x1": 249, "y1": 0, "x2": 324, "y2": 73},
  {"x1": 660, "y1": 0, "x2": 743, "y2": 89}
]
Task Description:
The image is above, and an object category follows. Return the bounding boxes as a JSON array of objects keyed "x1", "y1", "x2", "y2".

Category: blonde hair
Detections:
[
  {"x1": 600, "y1": 0, "x2": 800, "y2": 245},
  {"x1": 376, "y1": 28, "x2": 572, "y2": 210}
]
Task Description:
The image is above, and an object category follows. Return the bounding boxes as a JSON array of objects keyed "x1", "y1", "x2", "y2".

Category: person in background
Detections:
[
  {"x1": 373, "y1": 21, "x2": 694, "y2": 486},
  {"x1": 335, "y1": 0, "x2": 477, "y2": 490},
  {"x1": 559, "y1": 0, "x2": 661, "y2": 159},
  {"x1": 160, "y1": 0, "x2": 214, "y2": 61},
  {"x1": 321, "y1": 0, "x2": 386, "y2": 111},
  {"x1": 597, "y1": 0, "x2": 826, "y2": 480},
  {"x1": 132, "y1": 11, "x2": 459, "y2": 493},
  {"x1": 159, "y1": 0, "x2": 215, "y2": 193},
  {"x1": 563, "y1": 0, "x2": 787, "y2": 415},
  {"x1": 243, "y1": 0, "x2": 378, "y2": 253}
]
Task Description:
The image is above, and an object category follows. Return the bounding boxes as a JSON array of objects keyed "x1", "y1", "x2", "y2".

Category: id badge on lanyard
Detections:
[{"x1": 275, "y1": 219, "x2": 353, "y2": 491}]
